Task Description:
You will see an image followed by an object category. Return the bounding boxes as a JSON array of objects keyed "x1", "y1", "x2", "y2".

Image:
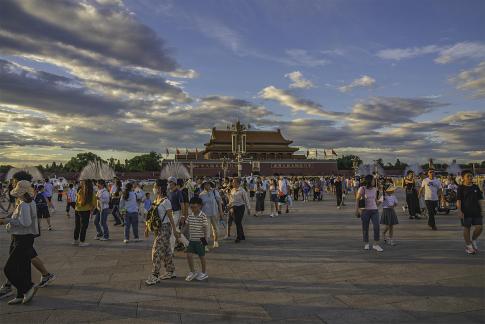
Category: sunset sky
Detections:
[{"x1": 1, "y1": 0, "x2": 484, "y2": 166}]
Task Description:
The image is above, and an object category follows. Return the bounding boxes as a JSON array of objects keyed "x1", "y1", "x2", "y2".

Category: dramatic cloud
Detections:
[
  {"x1": 377, "y1": 42, "x2": 485, "y2": 64},
  {"x1": 285, "y1": 71, "x2": 315, "y2": 89},
  {"x1": 451, "y1": 61, "x2": 485, "y2": 98},
  {"x1": 339, "y1": 75, "x2": 376, "y2": 93}
]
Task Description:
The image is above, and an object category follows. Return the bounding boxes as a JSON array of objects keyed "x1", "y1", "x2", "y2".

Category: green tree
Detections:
[
  {"x1": 0, "y1": 165, "x2": 13, "y2": 173},
  {"x1": 337, "y1": 155, "x2": 362, "y2": 170},
  {"x1": 64, "y1": 152, "x2": 105, "y2": 172},
  {"x1": 125, "y1": 152, "x2": 161, "y2": 172}
]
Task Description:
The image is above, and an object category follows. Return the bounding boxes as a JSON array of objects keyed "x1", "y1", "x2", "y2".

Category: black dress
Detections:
[{"x1": 404, "y1": 180, "x2": 421, "y2": 217}]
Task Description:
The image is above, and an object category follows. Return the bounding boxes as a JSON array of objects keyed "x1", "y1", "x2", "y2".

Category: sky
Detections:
[{"x1": 0, "y1": 0, "x2": 484, "y2": 166}]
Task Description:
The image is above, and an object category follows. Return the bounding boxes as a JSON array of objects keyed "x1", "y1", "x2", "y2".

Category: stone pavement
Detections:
[{"x1": 0, "y1": 190, "x2": 484, "y2": 323}]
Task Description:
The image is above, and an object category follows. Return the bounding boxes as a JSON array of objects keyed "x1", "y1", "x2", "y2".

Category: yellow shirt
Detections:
[{"x1": 75, "y1": 192, "x2": 97, "y2": 211}]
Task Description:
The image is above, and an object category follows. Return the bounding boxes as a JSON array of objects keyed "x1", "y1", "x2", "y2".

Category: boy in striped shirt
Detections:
[{"x1": 184, "y1": 197, "x2": 209, "y2": 281}]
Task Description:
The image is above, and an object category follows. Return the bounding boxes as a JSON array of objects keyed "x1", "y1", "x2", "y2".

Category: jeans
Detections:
[
  {"x1": 233, "y1": 205, "x2": 246, "y2": 240},
  {"x1": 112, "y1": 205, "x2": 122, "y2": 224},
  {"x1": 74, "y1": 210, "x2": 90, "y2": 242},
  {"x1": 425, "y1": 200, "x2": 438, "y2": 227},
  {"x1": 124, "y1": 212, "x2": 139, "y2": 240},
  {"x1": 94, "y1": 208, "x2": 110, "y2": 239},
  {"x1": 4, "y1": 234, "x2": 35, "y2": 297},
  {"x1": 361, "y1": 209, "x2": 380, "y2": 243}
]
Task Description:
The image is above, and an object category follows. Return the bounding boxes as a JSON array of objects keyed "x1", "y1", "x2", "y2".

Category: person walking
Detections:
[
  {"x1": 65, "y1": 183, "x2": 77, "y2": 218},
  {"x1": 356, "y1": 174, "x2": 383, "y2": 252},
  {"x1": 119, "y1": 183, "x2": 140, "y2": 243},
  {"x1": 0, "y1": 180, "x2": 39, "y2": 305},
  {"x1": 381, "y1": 186, "x2": 399, "y2": 246},
  {"x1": 419, "y1": 168, "x2": 442, "y2": 230},
  {"x1": 73, "y1": 179, "x2": 96, "y2": 247},
  {"x1": 199, "y1": 180, "x2": 223, "y2": 249},
  {"x1": 229, "y1": 178, "x2": 250, "y2": 243},
  {"x1": 110, "y1": 180, "x2": 123, "y2": 226},
  {"x1": 94, "y1": 180, "x2": 110, "y2": 241},
  {"x1": 403, "y1": 171, "x2": 422, "y2": 219}
]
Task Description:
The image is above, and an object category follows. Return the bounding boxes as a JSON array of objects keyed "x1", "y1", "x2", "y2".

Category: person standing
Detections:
[
  {"x1": 110, "y1": 180, "x2": 123, "y2": 226},
  {"x1": 335, "y1": 176, "x2": 343, "y2": 208},
  {"x1": 403, "y1": 171, "x2": 422, "y2": 219},
  {"x1": 65, "y1": 183, "x2": 77, "y2": 218},
  {"x1": 269, "y1": 178, "x2": 279, "y2": 217},
  {"x1": 43, "y1": 179, "x2": 54, "y2": 210},
  {"x1": 457, "y1": 170, "x2": 483, "y2": 254},
  {"x1": 198, "y1": 180, "x2": 223, "y2": 249},
  {"x1": 419, "y1": 168, "x2": 442, "y2": 230},
  {"x1": 278, "y1": 176, "x2": 289, "y2": 214},
  {"x1": 167, "y1": 177, "x2": 185, "y2": 253},
  {"x1": 73, "y1": 180, "x2": 96, "y2": 247},
  {"x1": 145, "y1": 179, "x2": 179, "y2": 285},
  {"x1": 57, "y1": 183, "x2": 64, "y2": 202},
  {"x1": 381, "y1": 186, "x2": 399, "y2": 246},
  {"x1": 94, "y1": 180, "x2": 110, "y2": 241},
  {"x1": 356, "y1": 174, "x2": 383, "y2": 252},
  {"x1": 34, "y1": 185, "x2": 52, "y2": 231},
  {"x1": 255, "y1": 182, "x2": 265, "y2": 217},
  {"x1": 119, "y1": 183, "x2": 140, "y2": 243},
  {"x1": 229, "y1": 178, "x2": 251, "y2": 243},
  {"x1": 0, "y1": 180, "x2": 39, "y2": 304}
]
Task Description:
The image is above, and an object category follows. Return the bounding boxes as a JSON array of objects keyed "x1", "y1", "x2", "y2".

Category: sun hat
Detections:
[
  {"x1": 385, "y1": 186, "x2": 397, "y2": 193},
  {"x1": 10, "y1": 180, "x2": 34, "y2": 198}
]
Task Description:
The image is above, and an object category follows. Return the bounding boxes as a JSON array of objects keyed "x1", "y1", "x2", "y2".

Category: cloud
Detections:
[
  {"x1": 339, "y1": 75, "x2": 376, "y2": 93},
  {"x1": 258, "y1": 86, "x2": 345, "y2": 118},
  {"x1": 285, "y1": 71, "x2": 315, "y2": 89},
  {"x1": 284, "y1": 49, "x2": 329, "y2": 67},
  {"x1": 377, "y1": 42, "x2": 485, "y2": 64},
  {"x1": 451, "y1": 61, "x2": 485, "y2": 98}
]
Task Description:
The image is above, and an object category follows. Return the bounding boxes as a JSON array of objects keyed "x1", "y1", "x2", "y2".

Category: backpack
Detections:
[{"x1": 145, "y1": 199, "x2": 167, "y2": 235}]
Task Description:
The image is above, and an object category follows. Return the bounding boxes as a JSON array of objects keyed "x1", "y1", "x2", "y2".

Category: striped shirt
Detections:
[{"x1": 187, "y1": 211, "x2": 209, "y2": 240}]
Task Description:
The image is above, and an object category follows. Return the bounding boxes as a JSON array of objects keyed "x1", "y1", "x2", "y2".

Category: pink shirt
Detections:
[{"x1": 358, "y1": 187, "x2": 378, "y2": 210}]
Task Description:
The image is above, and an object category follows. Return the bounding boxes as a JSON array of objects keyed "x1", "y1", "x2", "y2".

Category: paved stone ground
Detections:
[{"x1": 0, "y1": 190, "x2": 484, "y2": 323}]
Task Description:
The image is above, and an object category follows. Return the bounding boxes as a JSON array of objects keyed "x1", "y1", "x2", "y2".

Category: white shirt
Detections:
[
  {"x1": 278, "y1": 179, "x2": 288, "y2": 195},
  {"x1": 97, "y1": 188, "x2": 110, "y2": 210},
  {"x1": 382, "y1": 195, "x2": 398, "y2": 208},
  {"x1": 157, "y1": 198, "x2": 172, "y2": 224},
  {"x1": 421, "y1": 178, "x2": 441, "y2": 201}
]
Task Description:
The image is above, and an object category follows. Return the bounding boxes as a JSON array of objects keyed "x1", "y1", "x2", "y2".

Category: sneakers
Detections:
[
  {"x1": 72, "y1": 240, "x2": 79, "y2": 245},
  {"x1": 7, "y1": 297, "x2": 23, "y2": 305},
  {"x1": 22, "y1": 285, "x2": 38, "y2": 304},
  {"x1": 364, "y1": 244, "x2": 370, "y2": 250},
  {"x1": 78, "y1": 242, "x2": 90, "y2": 247},
  {"x1": 373, "y1": 244, "x2": 384, "y2": 252},
  {"x1": 205, "y1": 246, "x2": 210, "y2": 253},
  {"x1": 99, "y1": 237, "x2": 110, "y2": 241},
  {"x1": 270, "y1": 213, "x2": 274, "y2": 217},
  {"x1": 0, "y1": 285, "x2": 14, "y2": 300},
  {"x1": 389, "y1": 240, "x2": 396, "y2": 246},
  {"x1": 160, "y1": 272, "x2": 176, "y2": 280},
  {"x1": 465, "y1": 245, "x2": 476, "y2": 254},
  {"x1": 123, "y1": 239, "x2": 129, "y2": 243},
  {"x1": 185, "y1": 272, "x2": 198, "y2": 282},
  {"x1": 223, "y1": 235, "x2": 232, "y2": 241},
  {"x1": 94, "y1": 236, "x2": 101, "y2": 240},
  {"x1": 213, "y1": 241, "x2": 219, "y2": 248},
  {"x1": 196, "y1": 272, "x2": 208, "y2": 281},
  {"x1": 38, "y1": 273, "x2": 56, "y2": 288},
  {"x1": 472, "y1": 240, "x2": 479, "y2": 252},
  {"x1": 145, "y1": 274, "x2": 160, "y2": 286},
  {"x1": 133, "y1": 238, "x2": 142, "y2": 242}
]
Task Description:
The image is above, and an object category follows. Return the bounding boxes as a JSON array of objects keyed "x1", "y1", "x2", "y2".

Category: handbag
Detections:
[{"x1": 358, "y1": 187, "x2": 366, "y2": 209}]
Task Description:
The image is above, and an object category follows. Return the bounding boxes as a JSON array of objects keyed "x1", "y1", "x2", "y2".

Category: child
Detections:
[
  {"x1": 185, "y1": 197, "x2": 209, "y2": 282},
  {"x1": 66, "y1": 183, "x2": 76, "y2": 218},
  {"x1": 143, "y1": 192, "x2": 152, "y2": 219},
  {"x1": 457, "y1": 170, "x2": 483, "y2": 254},
  {"x1": 381, "y1": 186, "x2": 399, "y2": 246},
  {"x1": 35, "y1": 185, "x2": 52, "y2": 231},
  {"x1": 255, "y1": 183, "x2": 265, "y2": 217}
]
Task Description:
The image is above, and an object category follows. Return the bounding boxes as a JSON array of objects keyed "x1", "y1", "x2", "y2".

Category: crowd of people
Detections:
[{"x1": 0, "y1": 168, "x2": 483, "y2": 305}]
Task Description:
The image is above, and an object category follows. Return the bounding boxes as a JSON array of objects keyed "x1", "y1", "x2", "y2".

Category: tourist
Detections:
[
  {"x1": 292, "y1": 177, "x2": 300, "y2": 201},
  {"x1": 457, "y1": 170, "x2": 483, "y2": 254},
  {"x1": 34, "y1": 185, "x2": 52, "y2": 231},
  {"x1": 356, "y1": 174, "x2": 383, "y2": 252},
  {"x1": 43, "y1": 178, "x2": 54, "y2": 210},
  {"x1": 255, "y1": 182, "x2": 265, "y2": 217},
  {"x1": 145, "y1": 179, "x2": 179, "y2": 285},
  {"x1": 119, "y1": 183, "x2": 140, "y2": 243},
  {"x1": 94, "y1": 180, "x2": 110, "y2": 241},
  {"x1": 335, "y1": 176, "x2": 343, "y2": 208},
  {"x1": 5, "y1": 179, "x2": 15, "y2": 212},
  {"x1": 0, "y1": 180, "x2": 39, "y2": 305},
  {"x1": 167, "y1": 176, "x2": 185, "y2": 253},
  {"x1": 302, "y1": 179, "x2": 311, "y2": 202},
  {"x1": 198, "y1": 179, "x2": 223, "y2": 248},
  {"x1": 278, "y1": 175, "x2": 290, "y2": 214},
  {"x1": 403, "y1": 171, "x2": 422, "y2": 219},
  {"x1": 381, "y1": 186, "x2": 399, "y2": 246},
  {"x1": 65, "y1": 183, "x2": 77, "y2": 218},
  {"x1": 110, "y1": 180, "x2": 123, "y2": 226},
  {"x1": 229, "y1": 177, "x2": 251, "y2": 243},
  {"x1": 419, "y1": 168, "x2": 442, "y2": 230},
  {"x1": 73, "y1": 179, "x2": 96, "y2": 247},
  {"x1": 249, "y1": 179, "x2": 256, "y2": 201},
  {"x1": 0, "y1": 172, "x2": 55, "y2": 301},
  {"x1": 184, "y1": 196, "x2": 209, "y2": 281},
  {"x1": 134, "y1": 183, "x2": 145, "y2": 217},
  {"x1": 143, "y1": 192, "x2": 152, "y2": 219},
  {"x1": 269, "y1": 178, "x2": 279, "y2": 217},
  {"x1": 57, "y1": 183, "x2": 63, "y2": 202}
]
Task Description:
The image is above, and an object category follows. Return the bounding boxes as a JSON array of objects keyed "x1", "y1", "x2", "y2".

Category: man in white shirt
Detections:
[
  {"x1": 419, "y1": 169, "x2": 442, "y2": 230},
  {"x1": 278, "y1": 175, "x2": 289, "y2": 214}
]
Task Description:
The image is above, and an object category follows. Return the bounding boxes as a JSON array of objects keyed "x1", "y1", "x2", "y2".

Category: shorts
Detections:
[
  {"x1": 461, "y1": 217, "x2": 483, "y2": 228},
  {"x1": 278, "y1": 194, "x2": 287, "y2": 204},
  {"x1": 46, "y1": 196, "x2": 52, "y2": 202},
  {"x1": 270, "y1": 194, "x2": 278, "y2": 203},
  {"x1": 186, "y1": 240, "x2": 205, "y2": 257},
  {"x1": 38, "y1": 208, "x2": 50, "y2": 219}
]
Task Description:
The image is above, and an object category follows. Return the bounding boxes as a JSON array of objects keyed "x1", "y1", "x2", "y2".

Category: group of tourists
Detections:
[{"x1": 0, "y1": 167, "x2": 483, "y2": 306}]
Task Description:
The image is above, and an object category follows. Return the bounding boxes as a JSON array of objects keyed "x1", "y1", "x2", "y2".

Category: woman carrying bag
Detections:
[{"x1": 0, "y1": 180, "x2": 39, "y2": 305}]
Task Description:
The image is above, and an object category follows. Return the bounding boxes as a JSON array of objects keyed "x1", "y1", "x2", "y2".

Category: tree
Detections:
[
  {"x1": 0, "y1": 165, "x2": 13, "y2": 173},
  {"x1": 64, "y1": 152, "x2": 105, "y2": 172},
  {"x1": 337, "y1": 155, "x2": 362, "y2": 170},
  {"x1": 125, "y1": 152, "x2": 162, "y2": 172}
]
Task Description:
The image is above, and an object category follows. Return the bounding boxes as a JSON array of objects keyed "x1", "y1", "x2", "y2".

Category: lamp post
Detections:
[{"x1": 230, "y1": 121, "x2": 247, "y2": 178}]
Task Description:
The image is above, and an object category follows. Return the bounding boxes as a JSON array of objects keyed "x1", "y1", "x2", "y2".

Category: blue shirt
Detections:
[
  {"x1": 120, "y1": 191, "x2": 138, "y2": 213},
  {"x1": 144, "y1": 198, "x2": 152, "y2": 211},
  {"x1": 167, "y1": 189, "x2": 183, "y2": 212}
]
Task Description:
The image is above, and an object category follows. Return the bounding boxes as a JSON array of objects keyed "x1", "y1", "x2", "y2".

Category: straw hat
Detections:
[
  {"x1": 10, "y1": 180, "x2": 34, "y2": 198},
  {"x1": 385, "y1": 186, "x2": 396, "y2": 193}
]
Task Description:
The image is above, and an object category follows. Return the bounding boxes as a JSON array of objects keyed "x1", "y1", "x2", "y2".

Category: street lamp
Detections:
[{"x1": 230, "y1": 121, "x2": 247, "y2": 178}]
